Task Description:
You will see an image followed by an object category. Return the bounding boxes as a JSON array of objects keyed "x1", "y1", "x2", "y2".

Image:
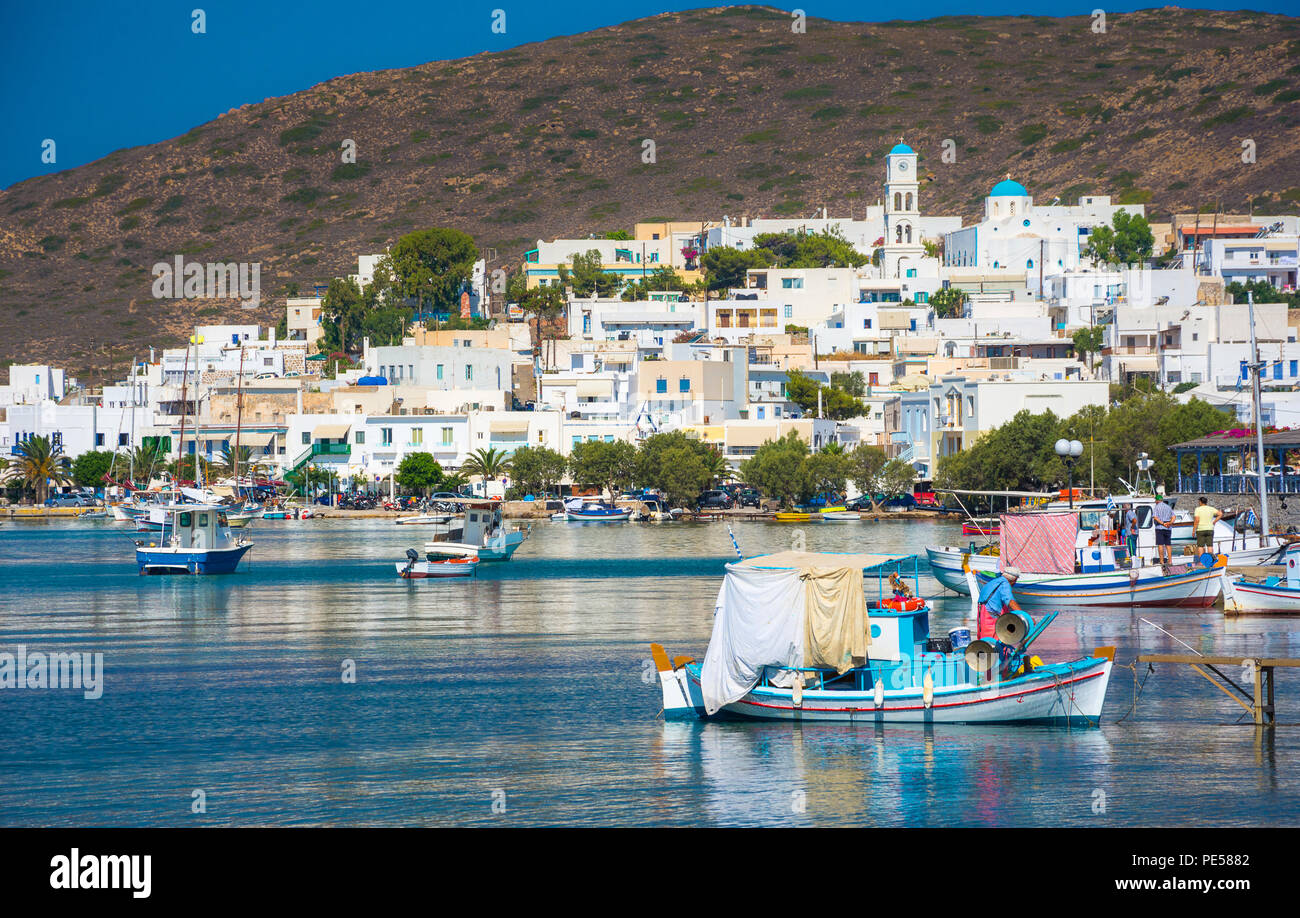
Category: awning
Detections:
[
  {"x1": 313, "y1": 423, "x2": 352, "y2": 439},
  {"x1": 737, "y1": 551, "x2": 911, "y2": 573},
  {"x1": 727, "y1": 425, "x2": 782, "y2": 448},
  {"x1": 489, "y1": 417, "x2": 531, "y2": 432},
  {"x1": 235, "y1": 431, "x2": 276, "y2": 448},
  {"x1": 576, "y1": 379, "x2": 614, "y2": 398}
]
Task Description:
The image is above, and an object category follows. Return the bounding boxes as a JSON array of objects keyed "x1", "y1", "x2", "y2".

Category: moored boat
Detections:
[
  {"x1": 1223, "y1": 543, "x2": 1300, "y2": 614},
  {"x1": 565, "y1": 502, "x2": 632, "y2": 522},
  {"x1": 397, "y1": 544, "x2": 479, "y2": 578},
  {"x1": 974, "y1": 561, "x2": 1226, "y2": 608},
  {"x1": 652, "y1": 550, "x2": 1112, "y2": 725},
  {"x1": 134, "y1": 504, "x2": 252, "y2": 574}
]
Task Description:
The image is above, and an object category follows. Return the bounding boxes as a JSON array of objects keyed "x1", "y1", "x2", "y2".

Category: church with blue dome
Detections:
[{"x1": 942, "y1": 174, "x2": 1146, "y2": 276}]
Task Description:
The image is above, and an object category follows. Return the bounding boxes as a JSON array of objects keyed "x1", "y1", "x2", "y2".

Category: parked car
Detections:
[
  {"x1": 733, "y1": 488, "x2": 762, "y2": 509},
  {"x1": 44, "y1": 494, "x2": 94, "y2": 507},
  {"x1": 696, "y1": 490, "x2": 733, "y2": 510}
]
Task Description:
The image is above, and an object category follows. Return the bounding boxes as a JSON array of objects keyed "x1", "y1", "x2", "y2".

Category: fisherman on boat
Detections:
[
  {"x1": 1153, "y1": 499, "x2": 1175, "y2": 570},
  {"x1": 976, "y1": 565, "x2": 1023, "y2": 640},
  {"x1": 1122, "y1": 502, "x2": 1140, "y2": 567}
]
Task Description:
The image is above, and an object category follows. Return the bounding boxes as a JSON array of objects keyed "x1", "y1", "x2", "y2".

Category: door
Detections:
[{"x1": 194, "y1": 512, "x2": 209, "y2": 551}]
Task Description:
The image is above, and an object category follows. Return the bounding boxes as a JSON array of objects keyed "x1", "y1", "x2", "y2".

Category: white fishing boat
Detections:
[
  {"x1": 973, "y1": 560, "x2": 1226, "y2": 609},
  {"x1": 928, "y1": 504, "x2": 1283, "y2": 595},
  {"x1": 1223, "y1": 543, "x2": 1300, "y2": 614},
  {"x1": 652, "y1": 551, "x2": 1113, "y2": 725},
  {"x1": 396, "y1": 513, "x2": 453, "y2": 526},
  {"x1": 396, "y1": 544, "x2": 479, "y2": 579},
  {"x1": 133, "y1": 504, "x2": 253, "y2": 575}
]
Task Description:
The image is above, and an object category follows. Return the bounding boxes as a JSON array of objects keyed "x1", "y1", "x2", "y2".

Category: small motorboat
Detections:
[
  {"x1": 396, "y1": 514, "x2": 453, "y2": 526},
  {"x1": 564, "y1": 502, "x2": 632, "y2": 522},
  {"x1": 397, "y1": 544, "x2": 479, "y2": 579},
  {"x1": 134, "y1": 504, "x2": 253, "y2": 574},
  {"x1": 774, "y1": 511, "x2": 822, "y2": 522},
  {"x1": 652, "y1": 550, "x2": 1112, "y2": 724},
  {"x1": 820, "y1": 507, "x2": 861, "y2": 522}
]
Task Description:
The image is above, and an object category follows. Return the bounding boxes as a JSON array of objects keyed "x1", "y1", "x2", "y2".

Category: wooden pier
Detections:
[{"x1": 1138, "y1": 654, "x2": 1300, "y2": 726}]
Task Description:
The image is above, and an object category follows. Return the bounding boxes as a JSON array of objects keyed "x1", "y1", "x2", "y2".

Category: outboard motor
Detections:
[{"x1": 402, "y1": 547, "x2": 419, "y2": 575}]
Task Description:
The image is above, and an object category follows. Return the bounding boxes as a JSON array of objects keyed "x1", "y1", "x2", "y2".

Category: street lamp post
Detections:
[{"x1": 1056, "y1": 438, "x2": 1084, "y2": 508}]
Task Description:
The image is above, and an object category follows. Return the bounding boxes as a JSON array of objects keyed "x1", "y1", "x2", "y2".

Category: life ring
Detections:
[{"x1": 880, "y1": 597, "x2": 923, "y2": 612}]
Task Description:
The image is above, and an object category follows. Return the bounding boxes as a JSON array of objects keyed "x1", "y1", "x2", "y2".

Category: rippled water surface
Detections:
[{"x1": 2, "y1": 516, "x2": 1298, "y2": 826}]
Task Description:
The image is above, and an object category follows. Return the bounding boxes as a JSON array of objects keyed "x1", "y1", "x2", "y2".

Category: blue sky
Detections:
[{"x1": 1, "y1": 1, "x2": 1293, "y2": 189}]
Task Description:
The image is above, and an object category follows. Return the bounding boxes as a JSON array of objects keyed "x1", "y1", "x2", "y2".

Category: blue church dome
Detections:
[
  {"x1": 889, "y1": 142, "x2": 915, "y2": 155},
  {"x1": 991, "y1": 179, "x2": 1028, "y2": 197}
]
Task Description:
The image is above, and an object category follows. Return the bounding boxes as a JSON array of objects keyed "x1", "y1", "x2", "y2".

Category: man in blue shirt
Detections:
[{"x1": 977, "y1": 566, "x2": 1023, "y2": 640}]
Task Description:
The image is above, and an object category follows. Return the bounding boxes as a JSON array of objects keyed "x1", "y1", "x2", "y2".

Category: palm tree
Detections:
[
  {"x1": 122, "y1": 443, "x2": 168, "y2": 488},
  {"x1": 216, "y1": 443, "x2": 253, "y2": 479},
  {"x1": 8, "y1": 435, "x2": 72, "y2": 504},
  {"x1": 703, "y1": 448, "x2": 732, "y2": 488},
  {"x1": 462, "y1": 447, "x2": 513, "y2": 483}
]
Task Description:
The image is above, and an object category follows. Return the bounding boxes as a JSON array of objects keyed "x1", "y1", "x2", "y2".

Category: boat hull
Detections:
[
  {"x1": 397, "y1": 560, "x2": 478, "y2": 578},
  {"x1": 564, "y1": 509, "x2": 632, "y2": 522},
  {"x1": 136, "y1": 544, "x2": 251, "y2": 574},
  {"x1": 983, "y1": 566, "x2": 1225, "y2": 608},
  {"x1": 670, "y1": 658, "x2": 1111, "y2": 724},
  {"x1": 1224, "y1": 580, "x2": 1300, "y2": 614}
]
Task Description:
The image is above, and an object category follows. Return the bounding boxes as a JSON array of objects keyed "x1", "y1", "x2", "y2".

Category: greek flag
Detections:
[
  {"x1": 1106, "y1": 495, "x2": 1116, "y2": 512},
  {"x1": 1244, "y1": 508, "x2": 1258, "y2": 529}
]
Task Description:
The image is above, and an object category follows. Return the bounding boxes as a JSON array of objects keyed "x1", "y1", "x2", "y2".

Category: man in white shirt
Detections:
[{"x1": 1152, "y1": 500, "x2": 1175, "y2": 569}]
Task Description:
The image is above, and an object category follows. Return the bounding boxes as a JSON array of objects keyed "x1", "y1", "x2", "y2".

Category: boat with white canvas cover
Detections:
[{"x1": 652, "y1": 551, "x2": 1113, "y2": 725}]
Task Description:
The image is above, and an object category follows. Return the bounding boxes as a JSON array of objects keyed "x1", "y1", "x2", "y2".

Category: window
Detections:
[
  {"x1": 381, "y1": 428, "x2": 393, "y2": 446},
  {"x1": 302, "y1": 432, "x2": 311, "y2": 445},
  {"x1": 410, "y1": 428, "x2": 423, "y2": 446},
  {"x1": 656, "y1": 378, "x2": 667, "y2": 394},
  {"x1": 355, "y1": 431, "x2": 365, "y2": 444},
  {"x1": 442, "y1": 427, "x2": 453, "y2": 446},
  {"x1": 119, "y1": 433, "x2": 129, "y2": 447},
  {"x1": 604, "y1": 435, "x2": 614, "y2": 443},
  {"x1": 465, "y1": 365, "x2": 473, "y2": 382},
  {"x1": 781, "y1": 278, "x2": 804, "y2": 289},
  {"x1": 784, "y1": 305, "x2": 793, "y2": 319},
  {"x1": 1275, "y1": 362, "x2": 1283, "y2": 380},
  {"x1": 916, "y1": 292, "x2": 928, "y2": 304},
  {"x1": 1240, "y1": 361, "x2": 1248, "y2": 381},
  {"x1": 865, "y1": 318, "x2": 872, "y2": 329},
  {"x1": 95, "y1": 433, "x2": 105, "y2": 447},
  {"x1": 906, "y1": 268, "x2": 917, "y2": 278},
  {"x1": 679, "y1": 378, "x2": 691, "y2": 393},
  {"x1": 436, "y1": 364, "x2": 444, "y2": 381},
  {"x1": 1291, "y1": 361, "x2": 1298, "y2": 378}
]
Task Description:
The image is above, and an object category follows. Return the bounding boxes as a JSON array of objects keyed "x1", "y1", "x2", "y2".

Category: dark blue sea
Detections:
[{"x1": 2, "y1": 516, "x2": 1298, "y2": 826}]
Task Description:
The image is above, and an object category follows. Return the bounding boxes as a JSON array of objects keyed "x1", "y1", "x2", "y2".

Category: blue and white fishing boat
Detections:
[
  {"x1": 653, "y1": 551, "x2": 1113, "y2": 725},
  {"x1": 133, "y1": 504, "x2": 253, "y2": 574},
  {"x1": 972, "y1": 559, "x2": 1226, "y2": 609},
  {"x1": 564, "y1": 502, "x2": 632, "y2": 522}
]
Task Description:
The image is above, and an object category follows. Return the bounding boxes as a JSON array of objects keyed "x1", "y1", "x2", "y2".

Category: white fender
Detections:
[
  {"x1": 923, "y1": 670, "x2": 934, "y2": 709},
  {"x1": 792, "y1": 676, "x2": 803, "y2": 707},
  {"x1": 873, "y1": 678, "x2": 884, "y2": 708}
]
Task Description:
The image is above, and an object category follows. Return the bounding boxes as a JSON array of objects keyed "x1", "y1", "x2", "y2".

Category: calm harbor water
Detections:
[{"x1": 1, "y1": 515, "x2": 1298, "y2": 827}]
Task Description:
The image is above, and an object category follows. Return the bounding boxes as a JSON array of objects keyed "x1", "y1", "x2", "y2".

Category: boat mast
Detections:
[
  {"x1": 1248, "y1": 292, "x2": 1270, "y2": 537},
  {"x1": 234, "y1": 344, "x2": 245, "y2": 490},
  {"x1": 177, "y1": 336, "x2": 191, "y2": 489}
]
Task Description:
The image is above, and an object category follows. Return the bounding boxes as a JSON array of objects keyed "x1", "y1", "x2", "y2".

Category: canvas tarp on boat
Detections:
[
  {"x1": 700, "y1": 560, "x2": 871, "y2": 715},
  {"x1": 998, "y1": 511, "x2": 1079, "y2": 575}
]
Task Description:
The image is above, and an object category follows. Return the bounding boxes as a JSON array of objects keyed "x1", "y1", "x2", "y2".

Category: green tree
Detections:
[
  {"x1": 784, "y1": 369, "x2": 866, "y2": 421},
  {"x1": 877, "y1": 459, "x2": 916, "y2": 498},
  {"x1": 801, "y1": 450, "x2": 848, "y2": 498},
  {"x1": 846, "y1": 444, "x2": 889, "y2": 511},
  {"x1": 508, "y1": 445, "x2": 568, "y2": 497},
  {"x1": 829, "y1": 371, "x2": 866, "y2": 398},
  {"x1": 569, "y1": 439, "x2": 637, "y2": 500},
  {"x1": 655, "y1": 445, "x2": 714, "y2": 509},
  {"x1": 741, "y1": 432, "x2": 810, "y2": 507},
  {"x1": 215, "y1": 443, "x2": 253, "y2": 478},
  {"x1": 385, "y1": 227, "x2": 479, "y2": 317},
  {"x1": 321, "y1": 277, "x2": 367, "y2": 354},
  {"x1": 520, "y1": 284, "x2": 566, "y2": 369},
  {"x1": 930, "y1": 287, "x2": 968, "y2": 319},
  {"x1": 751, "y1": 228, "x2": 867, "y2": 269},
  {"x1": 1072, "y1": 326, "x2": 1106, "y2": 369},
  {"x1": 396, "y1": 452, "x2": 444, "y2": 496},
  {"x1": 71, "y1": 450, "x2": 115, "y2": 489},
  {"x1": 700, "y1": 246, "x2": 767, "y2": 292},
  {"x1": 1085, "y1": 211, "x2": 1154, "y2": 265},
  {"x1": 558, "y1": 250, "x2": 622, "y2": 298},
  {"x1": 124, "y1": 442, "x2": 168, "y2": 487}
]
